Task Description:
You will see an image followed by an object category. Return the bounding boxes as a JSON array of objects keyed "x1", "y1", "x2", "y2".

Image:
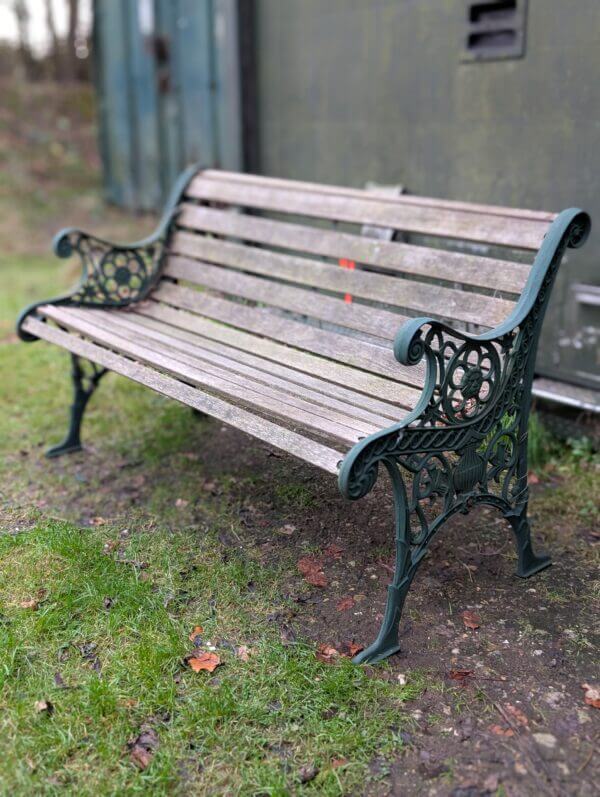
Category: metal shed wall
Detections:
[
  {"x1": 94, "y1": 0, "x2": 241, "y2": 212},
  {"x1": 251, "y1": 0, "x2": 600, "y2": 390}
]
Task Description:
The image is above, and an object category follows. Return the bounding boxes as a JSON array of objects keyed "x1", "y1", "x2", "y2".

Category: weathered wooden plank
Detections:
[
  {"x1": 198, "y1": 169, "x2": 557, "y2": 224},
  {"x1": 38, "y1": 306, "x2": 376, "y2": 444},
  {"x1": 73, "y1": 306, "x2": 397, "y2": 429},
  {"x1": 186, "y1": 176, "x2": 549, "y2": 249},
  {"x1": 22, "y1": 316, "x2": 344, "y2": 474},
  {"x1": 136, "y1": 301, "x2": 420, "y2": 406},
  {"x1": 165, "y1": 255, "x2": 406, "y2": 339},
  {"x1": 130, "y1": 312, "x2": 403, "y2": 419},
  {"x1": 153, "y1": 282, "x2": 426, "y2": 387},
  {"x1": 168, "y1": 233, "x2": 515, "y2": 325},
  {"x1": 176, "y1": 205, "x2": 531, "y2": 296}
]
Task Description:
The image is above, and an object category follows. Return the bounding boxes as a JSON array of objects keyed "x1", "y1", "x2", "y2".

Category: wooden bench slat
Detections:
[
  {"x1": 186, "y1": 176, "x2": 549, "y2": 250},
  {"x1": 23, "y1": 317, "x2": 344, "y2": 474},
  {"x1": 169, "y1": 233, "x2": 515, "y2": 326},
  {"x1": 200, "y1": 169, "x2": 557, "y2": 224},
  {"x1": 165, "y1": 255, "x2": 407, "y2": 340},
  {"x1": 135, "y1": 301, "x2": 418, "y2": 406},
  {"x1": 38, "y1": 306, "x2": 380, "y2": 445},
  {"x1": 153, "y1": 282, "x2": 426, "y2": 388},
  {"x1": 176, "y1": 205, "x2": 531, "y2": 296},
  {"x1": 74, "y1": 307, "x2": 399, "y2": 428},
  {"x1": 130, "y1": 312, "x2": 402, "y2": 420}
]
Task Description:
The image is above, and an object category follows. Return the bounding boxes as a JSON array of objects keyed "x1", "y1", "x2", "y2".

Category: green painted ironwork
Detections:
[
  {"x1": 16, "y1": 163, "x2": 200, "y2": 455},
  {"x1": 16, "y1": 162, "x2": 200, "y2": 343},
  {"x1": 338, "y1": 208, "x2": 591, "y2": 664}
]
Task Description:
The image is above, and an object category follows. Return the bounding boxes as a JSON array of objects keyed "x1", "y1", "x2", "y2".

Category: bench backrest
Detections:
[{"x1": 159, "y1": 169, "x2": 556, "y2": 342}]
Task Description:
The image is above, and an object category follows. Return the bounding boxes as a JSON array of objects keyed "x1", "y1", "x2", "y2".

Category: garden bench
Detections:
[{"x1": 17, "y1": 166, "x2": 590, "y2": 664}]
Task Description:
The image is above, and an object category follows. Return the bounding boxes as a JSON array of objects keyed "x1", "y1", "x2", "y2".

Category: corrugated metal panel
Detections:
[{"x1": 95, "y1": 0, "x2": 241, "y2": 210}]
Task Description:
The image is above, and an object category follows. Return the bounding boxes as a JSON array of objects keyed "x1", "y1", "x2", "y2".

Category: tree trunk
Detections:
[
  {"x1": 67, "y1": 0, "x2": 81, "y2": 80},
  {"x1": 44, "y1": 0, "x2": 62, "y2": 80},
  {"x1": 13, "y1": 0, "x2": 36, "y2": 80}
]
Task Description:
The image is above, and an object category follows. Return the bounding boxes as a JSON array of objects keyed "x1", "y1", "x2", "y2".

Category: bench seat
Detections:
[{"x1": 17, "y1": 166, "x2": 591, "y2": 665}]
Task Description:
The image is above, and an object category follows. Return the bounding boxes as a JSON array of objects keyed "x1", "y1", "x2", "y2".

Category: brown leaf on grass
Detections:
[
  {"x1": 128, "y1": 725, "x2": 159, "y2": 770},
  {"x1": 449, "y1": 669, "x2": 474, "y2": 682},
  {"x1": 187, "y1": 652, "x2": 221, "y2": 673},
  {"x1": 90, "y1": 516, "x2": 106, "y2": 526},
  {"x1": 316, "y1": 644, "x2": 339, "y2": 663},
  {"x1": 489, "y1": 724, "x2": 514, "y2": 737},
  {"x1": 175, "y1": 498, "x2": 189, "y2": 508},
  {"x1": 277, "y1": 524, "x2": 296, "y2": 536},
  {"x1": 34, "y1": 699, "x2": 54, "y2": 715},
  {"x1": 462, "y1": 610, "x2": 481, "y2": 630},
  {"x1": 345, "y1": 642, "x2": 364, "y2": 658},
  {"x1": 331, "y1": 757, "x2": 348, "y2": 769},
  {"x1": 236, "y1": 645, "x2": 251, "y2": 662},
  {"x1": 299, "y1": 764, "x2": 319, "y2": 783},
  {"x1": 324, "y1": 543, "x2": 344, "y2": 560},
  {"x1": 504, "y1": 703, "x2": 529, "y2": 727},
  {"x1": 581, "y1": 683, "x2": 600, "y2": 709},
  {"x1": 336, "y1": 596, "x2": 355, "y2": 612},
  {"x1": 20, "y1": 598, "x2": 39, "y2": 610},
  {"x1": 297, "y1": 556, "x2": 328, "y2": 588},
  {"x1": 188, "y1": 626, "x2": 204, "y2": 643},
  {"x1": 528, "y1": 471, "x2": 540, "y2": 485}
]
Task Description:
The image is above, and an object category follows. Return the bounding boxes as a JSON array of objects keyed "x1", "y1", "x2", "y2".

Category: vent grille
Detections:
[{"x1": 462, "y1": 0, "x2": 528, "y2": 62}]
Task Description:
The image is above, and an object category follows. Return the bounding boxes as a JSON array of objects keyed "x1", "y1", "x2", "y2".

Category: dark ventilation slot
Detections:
[{"x1": 462, "y1": 0, "x2": 527, "y2": 62}]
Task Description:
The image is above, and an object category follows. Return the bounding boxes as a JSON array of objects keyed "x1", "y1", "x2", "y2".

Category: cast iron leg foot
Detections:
[
  {"x1": 507, "y1": 505, "x2": 551, "y2": 578},
  {"x1": 46, "y1": 354, "x2": 106, "y2": 458},
  {"x1": 353, "y1": 583, "x2": 407, "y2": 664}
]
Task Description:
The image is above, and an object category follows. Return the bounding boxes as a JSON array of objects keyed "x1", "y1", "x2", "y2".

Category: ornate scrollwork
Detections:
[{"x1": 54, "y1": 231, "x2": 163, "y2": 306}]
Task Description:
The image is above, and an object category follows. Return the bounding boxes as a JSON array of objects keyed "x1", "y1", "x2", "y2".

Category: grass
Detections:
[{"x1": 0, "y1": 519, "x2": 421, "y2": 796}]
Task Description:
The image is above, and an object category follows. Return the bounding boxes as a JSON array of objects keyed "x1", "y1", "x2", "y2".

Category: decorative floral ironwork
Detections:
[{"x1": 340, "y1": 208, "x2": 591, "y2": 664}]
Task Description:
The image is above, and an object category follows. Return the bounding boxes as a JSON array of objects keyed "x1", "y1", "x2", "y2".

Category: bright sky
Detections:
[{"x1": 0, "y1": 0, "x2": 92, "y2": 55}]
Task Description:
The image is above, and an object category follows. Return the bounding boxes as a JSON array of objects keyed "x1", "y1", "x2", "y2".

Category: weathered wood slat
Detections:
[
  {"x1": 38, "y1": 306, "x2": 377, "y2": 445},
  {"x1": 165, "y1": 256, "x2": 406, "y2": 339},
  {"x1": 136, "y1": 301, "x2": 418, "y2": 406},
  {"x1": 198, "y1": 169, "x2": 557, "y2": 224},
  {"x1": 130, "y1": 311, "x2": 402, "y2": 419},
  {"x1": 186, "y1": 176, "x2": 549, "y2": 250},
  {"x1": 68, "y1": 306, "x2": 399, "y2": 428},
  {"x1": 176, "y1": 205, "x2": 531, "y2": 296},
  {"x1": 22, "y1": 317, "x2": 345, "y2": 474},
  {"x1": 168, "y1": 233, "x2": 515, "y2": 326},
  {"x1": 153, "y1": 282, "x2": 426, "y2": 388}
]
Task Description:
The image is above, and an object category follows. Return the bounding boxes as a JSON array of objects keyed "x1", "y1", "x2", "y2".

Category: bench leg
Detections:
[
  {"x1": 506, "y1": 502, "x2": 551, "y2": 578},
  {"x1": 47, "y1": 354, "x2": 107, "y2": 458},
  {"x1": 353, "y1": 459, "x2": 414, "y2": 664}
]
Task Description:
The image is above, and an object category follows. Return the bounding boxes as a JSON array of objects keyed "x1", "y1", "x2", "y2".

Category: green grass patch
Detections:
[{"x1": 0, "y1": 519, "x2": 419, "y2": 796}]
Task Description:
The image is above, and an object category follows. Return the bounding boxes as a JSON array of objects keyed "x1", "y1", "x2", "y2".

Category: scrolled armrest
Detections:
[{"x1": 17, "y1": 162, "x2": 202, "y2": 342}]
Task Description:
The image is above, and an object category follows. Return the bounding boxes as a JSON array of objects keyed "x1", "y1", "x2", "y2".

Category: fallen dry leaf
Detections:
[
  {"x1": 504, "y1": 703, "x2": 529, "y2": 727},
  {"x1": 299, "y1": 764, "x2": 319, "y2": 783},
  {"x1": 489, "y1": 724, "x2": 514, "y2": 737},
  {"x1": 175, "y1": 498, "x2": 189, "y2": 508},
  {"x1": 297, "y1": 556, "x2": 328, "y2": 588},
  {"x1": 345, "y1": 642, "x2": 364, "y2": 658},
  {"x1": 316, "y1": 644, "x2": 339, "y2": 663},
  {"x1": 336, "y1": 596, "x2": 355, "y2": 612},
  {"x1": 449, "y1": 669, "x2": 474, "y2": 681},
  {"x1": 34, "y1": 699, "x2": 54, "y2": 715},
  {"x1": 236, "y1": 645, "x2": 251, "y2": 662},
  {"x1": 187, "y1": 652, "x2": 221, "y2": 673},
  {"x1": 331, "y1": 757, "x2": 348, "y2": 769},
  {"x1": 20, "y1": 598, "x2": 39, "y2": 610},
  {"x1": 90, "y1": 516, "x2": 106, "y2": 526},
  {"x1": 128, "y1": 725, "x2": 159, "y2": 770},
  {"x1": 277, "y1": 524, "x2": 296, "y2": 536},
  {"x1": 462, "y1": 610, "x2": 481, "y2": 630},
  {"x1": 581, "y1": 683, "x2": 600, "y2": 709},
  {"x1": 528, "y1": 471, "x2": 540, "y2": 485},
  {"x1": 324, "y1": 543, "x2": 344, "y2": 560},
  {"x1": 188, "y1": 625, "x2": 204, "y2": 643}
]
